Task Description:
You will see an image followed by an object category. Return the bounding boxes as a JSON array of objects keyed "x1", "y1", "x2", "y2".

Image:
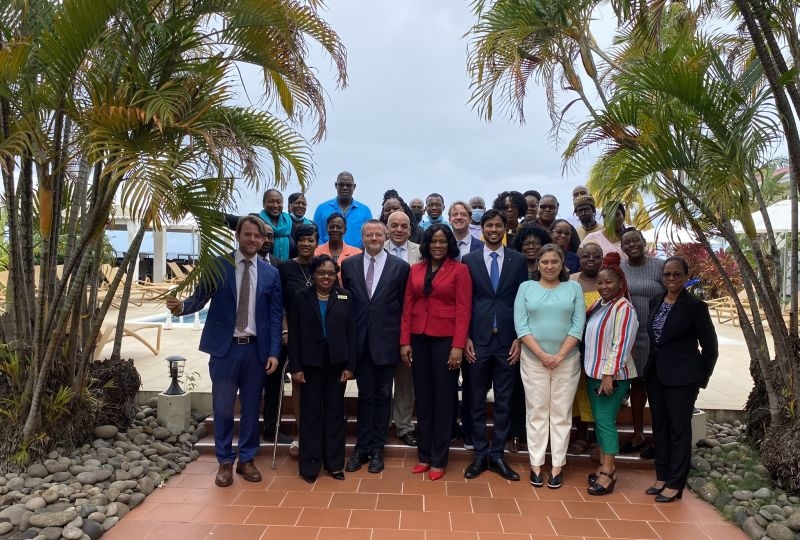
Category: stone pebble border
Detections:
[
  {"x1": 0, "y1": 398, "x2": 206, "y2": 540},
  {"x1": 688, "y1": 420, "x2": 800, "y2": 540}
]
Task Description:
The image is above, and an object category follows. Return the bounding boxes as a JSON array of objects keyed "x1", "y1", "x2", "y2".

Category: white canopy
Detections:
[{"x1": 733, "y1": 199, "x2": 797, "y2": 234}]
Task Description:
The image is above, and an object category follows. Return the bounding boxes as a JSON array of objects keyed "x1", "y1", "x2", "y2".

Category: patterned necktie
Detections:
[
  {"x1": 236, "y1": 259, "x2": 252, "y2": 332},
  {"x1": 490, "y1": 252, "x2": 500, "y2": 292},
  {"x1": 366, "y1": 256, "x2": 376, "y2": 298}
]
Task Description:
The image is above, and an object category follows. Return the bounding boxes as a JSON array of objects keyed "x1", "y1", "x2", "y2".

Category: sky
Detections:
[{"x1": 231, "y1": 1, "x2": 610, "y2": 218}]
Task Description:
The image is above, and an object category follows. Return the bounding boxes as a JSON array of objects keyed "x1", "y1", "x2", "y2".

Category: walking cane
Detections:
[{"x1": 271, "y1": 358, "x2": 290, "y2": 469}]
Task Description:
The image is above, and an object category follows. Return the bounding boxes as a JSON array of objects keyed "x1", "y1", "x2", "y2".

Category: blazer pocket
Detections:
[{"x1": 437, "y1": 308, "x2": 456, "y2": 319}]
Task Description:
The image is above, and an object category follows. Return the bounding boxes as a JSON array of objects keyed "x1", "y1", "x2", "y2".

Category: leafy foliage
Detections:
[{"x1": 668, "y1": 243, "x2": 743, "y2": 300}]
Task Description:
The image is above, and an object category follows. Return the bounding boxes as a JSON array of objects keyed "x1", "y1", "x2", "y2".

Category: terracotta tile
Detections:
[
  {"x1": 533, "y1": 486, "x2": 585, "y2": 501},
  {"x1": 656, "y1": 498, "x2": 726, "y2": 523},
  {"x1": 370, "y1": 530, "x2": 426, "y2": 540},
  {"x1": 359, "y1": 478, "x2": 404, "y2": 493},
  {"x1": 317, "y1": 527, "x2": 372, "y2": 540},
  {"x1": 282, "y1": 491, "x2": 333, "y2": 508},
  {"x1": 206, "y1": 523, "x2": 267, "y2": 540},
  {"x1": 312, "y1": 476, "x2": 362, "y2": 492},
  {"x1": 232, "y1": 490, "x2": 287, "y2": 507},
  {"x1": 377, "y1": 493, "x2": 424, "y2": 511},
  {"x1": 578, "y1": 489, "x2": 631, "y2": 504},
  {"x1": 296, "y1": 507, "x2": 351, "y2": 527},
  {"x1": 349, "y1": 509, "x2": 401, "y2": 529},
  {"x1": 562, "y1": 501, "x2": 615, "y2": 519},
  {"x1": 649, "y1": 521, "x2": 713, "y2": 539},
  {"x1": 619, "y1": 488, "x2": 666, "y2": 504},
  {"x1": 514, "y1": 499, "x2": 569, "y2": 518},
  {"x1": 471, "y1": 496, "x2": 520, "y2": 514},
  {"x1": 402, "y1": 480, "x2": 448, "y2": 495},
  {"x1": 176, "y1": 474, "x2": 220, "y2": 489},
  {"x1": 424, "y1": 494, "x2": 473, "y2": 512},
  {"x1": 261, "y1": 525, "x2": 319, "y2": 540},
  {"x1": 450, "y1": 512, "x2": 503, "y2": 533},
  {"x1": 149, "y1": 522, "x2": 214, "y2": 540},
  {"x1": 479, "y1": 533, "x2": 532, "y2": 540},
  {"x1": 488, "y1": 482, "x2": 540, "y2": 500},
  {"x1": 122, "y1": 503, "x2": 156, "y2": 521},
  {"x1": 446, "y1": 481, "x2": 492, "y2": 497},
  {"x1": 611, "y1": 502, "x2": 668, "y2": 521},
  {"x1": 140, "y1": 502, "x2": 204, "y2": 522},
  {"x1": 399, "y1": 510, "x2": 451, "y2": 531},
  {"x1": 381, "y1": 467, "x2": 417, "y2": 481},
  {"x1": 244, "y1": 506, "x2": 302, "y2": 526},
  {"x1": 700, "y1": 522, "x2": 750, "y2": 539},
  {"x1": 102, "y1": 519, "x2": 160, "y2": 539},
  {"x1": 186, "y1": 461, "x2": 221, "y2": 474},
  {"x1": 266, "y1": 476, "x2": 315, "y2": 492},
  {"x1": 186, "y1": 488, "x2": 243, "y2": 505},
  {"x1": 143, "y1": 487, "x2": 194, "y2": 503},
  {"x1": 499, "y1": 514, "x2": 556, "y2": 535},
  {"x1": 599, "y1": 519, "x2": 659, "y2": 538},
  {"x1": 529, "y1": 536, "x2": 583, "y2": 540},
  {"x1": 330, "y1": 492, "x2": 378, "y2": 510},
  {"x1": 548, "y1": 517, "x2": 607, "y2": 537},
  {"x1": 383, "y1": 457, "x2": 406, "y2": 468},
  {"x1": 192, "y1": 504, "x2": 254, "y2": 524},
  {"x1": 426, "y1": 532, "x2": 479, "y2": 540}
]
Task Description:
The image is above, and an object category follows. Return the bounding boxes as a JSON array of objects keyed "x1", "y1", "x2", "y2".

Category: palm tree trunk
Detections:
[{"x1": 111, "y1": 224, "x2": 146, "y2": 361}]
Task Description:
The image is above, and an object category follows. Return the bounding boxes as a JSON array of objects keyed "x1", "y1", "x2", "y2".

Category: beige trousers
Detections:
[{"x1": 520, "y1": 347, "x2": 581, "y2": 468}]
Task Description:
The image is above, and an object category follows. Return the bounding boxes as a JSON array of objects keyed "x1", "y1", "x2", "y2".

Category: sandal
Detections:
[{"x1": 568, "y1": 440, "x2": 589, "y2": 454}]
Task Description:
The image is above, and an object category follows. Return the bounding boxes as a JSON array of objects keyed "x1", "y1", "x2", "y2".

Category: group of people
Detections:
[{"x1": 166, "y1": 171, "x2": 718, "y2": 502}]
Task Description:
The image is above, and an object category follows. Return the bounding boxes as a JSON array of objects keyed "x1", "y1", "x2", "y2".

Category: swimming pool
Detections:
[{"x1": 134, "y1": 307, "x2": 208, "y2": 328}]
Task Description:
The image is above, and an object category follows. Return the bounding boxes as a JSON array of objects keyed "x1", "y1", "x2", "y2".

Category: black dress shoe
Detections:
[
  {"x1": 367, "y1": 454, "x2": 385, "y2": 473},
  {"x1": 655, "y1": 489, "x2": 683, "y2": 503},
  {"x1": 345, "y1": 451, "x2": 370, "y2": 472},
  {"x1": 529, "y1": 469, "x2": 544, "y2": 487},
  {"x1": 488, "y1": 458, "x2": 520, "y2": 481},
  {"x1": 329, "y1": 470, "x2": 345, "y2": 481},
  {"x1": 640, "y1": 446, "x2": 655, "y2": 459},
  {"x1": 464, "y1": 458, "x2": 488, "y2": 479},
  {"x1": 398, "y1": 432, "x2": 418, "y2": 447},
  {"x1": 302, "y1": 474, "x2": 317, "y2": 484},
  {"x1": 645, "y1": 486, "x2": 664, "y2": 495}
]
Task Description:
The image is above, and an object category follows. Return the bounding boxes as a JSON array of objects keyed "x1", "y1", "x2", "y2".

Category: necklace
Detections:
[
  {"x1": 317, "y1": 292, "x2": 330, "y2": 300},
  {"x1": 294, "y1": 259, "x2": 312, "y2": 287}
]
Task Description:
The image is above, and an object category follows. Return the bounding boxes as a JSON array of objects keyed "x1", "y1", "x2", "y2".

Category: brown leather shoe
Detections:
[
  {"x1": 215, "y1": 462, "x2": 233, "y2": 487},
  {"x1": 235, "y1": 460, "x2": 262, "y2": 482}
]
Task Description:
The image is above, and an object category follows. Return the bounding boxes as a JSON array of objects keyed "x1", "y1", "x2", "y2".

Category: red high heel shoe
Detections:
[
  {"x1": 411, "y1": 463, "x2": 431, "y2": 474},
  {"x1": 428, "y1": 469, "x2": 445, "y2": 481}
]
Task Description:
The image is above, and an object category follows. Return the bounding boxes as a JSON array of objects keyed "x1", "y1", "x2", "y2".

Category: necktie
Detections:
[
  {"x1": 490, "y1": 252, "x2": 500, "y2": 292},
  {"x1": 235, "y1": 259, "x2": 252, "y2": 332},
  {"x1": 393, "y1": 246, "x2": 401, "y2": 257},
  {"x1": 366, "y1": 256, "x2": 376, "y2": 298}
]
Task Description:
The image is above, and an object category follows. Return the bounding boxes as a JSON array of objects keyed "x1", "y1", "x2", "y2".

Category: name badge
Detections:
[{"x1": 337, "y1": 294, "x2": 348, "y2": 300}]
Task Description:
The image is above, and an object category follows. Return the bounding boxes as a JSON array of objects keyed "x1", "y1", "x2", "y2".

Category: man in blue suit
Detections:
[
  {"x1": 462, "y1": 209, "x2": 528, "y2": 481},
  {"x1": 166, "y1": 216, "x2": 283, "y2": 487}
]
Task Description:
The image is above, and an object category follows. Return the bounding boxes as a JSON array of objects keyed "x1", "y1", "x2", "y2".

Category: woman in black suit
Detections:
[
  {"x1": 288, "y1": 255, "x2": 356, "y2": 483},
  {"x1": 645, "y1": 257, "x2": 718, "y2": 502}
]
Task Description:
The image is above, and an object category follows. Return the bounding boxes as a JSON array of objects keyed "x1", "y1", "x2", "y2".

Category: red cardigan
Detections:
[{"x1": 400, "y1": 258, "x2": 472, "y2": 348}]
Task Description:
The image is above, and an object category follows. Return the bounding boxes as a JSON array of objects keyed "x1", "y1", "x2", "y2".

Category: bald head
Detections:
[
  {"x1": 387, "y1": 210, "x2": 411, "y2": 246},
  {"x1": 572, "y1": 185, "x2": 590, "y2": 199}
]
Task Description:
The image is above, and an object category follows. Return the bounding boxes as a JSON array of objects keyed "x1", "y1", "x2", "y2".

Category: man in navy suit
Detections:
[
  {"x1": 462, "y1": 209, "x2": 527, "y2": 480},
  {"x1": 342, "y1": 220, "x2": 410, "y2": 473},
  {"x1": 166, "y1": 216, "x2": 283, "y2": 487}
]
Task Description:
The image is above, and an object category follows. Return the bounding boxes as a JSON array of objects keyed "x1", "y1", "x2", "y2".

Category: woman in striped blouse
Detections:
[{"x1": 582, "y1": 252, "x2": 639, "y2": 496}]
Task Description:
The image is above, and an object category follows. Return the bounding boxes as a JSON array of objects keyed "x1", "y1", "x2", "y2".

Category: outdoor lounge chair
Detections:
[{"x1": 95, "y1": 321, "x2": 162, "y2": 358}]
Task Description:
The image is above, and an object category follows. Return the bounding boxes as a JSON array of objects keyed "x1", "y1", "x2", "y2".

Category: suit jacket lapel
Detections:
[
  {"x1": 660, "y1": 291, "x2": 688, "y2": 342},
  {"x1": 498, "y1": 250, "x2": 514, "y2": 291},
  {"x1": 226, "y1": 253, "x2": 238, "y2": 300},
  {"x1": 352, "y1": 254, "x2": 371, "y2": 298},
  {"x1": 372, "y1": 251, "x2": 395, "y2": 300}
]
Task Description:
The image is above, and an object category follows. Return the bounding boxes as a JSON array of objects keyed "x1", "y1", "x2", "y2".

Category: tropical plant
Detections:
[{"x1": 0, "y1": 0, "x2": 346, "y2": 465}]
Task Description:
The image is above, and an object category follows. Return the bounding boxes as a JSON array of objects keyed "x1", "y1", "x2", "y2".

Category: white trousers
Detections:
[{"x1": 520, "y1": 347, "x2": 581, "y2": 468}]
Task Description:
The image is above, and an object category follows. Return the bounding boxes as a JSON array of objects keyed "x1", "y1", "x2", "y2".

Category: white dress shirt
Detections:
[
  {"x1": 388, "y1": 241, "x2": 410, "y2": 263},
  {"x1": 483, "y1": 245, "x2": 505, "y2": 276},
  {"x1": 363, "y1": 248, "x2": 388, "y2": 297},
  {"x1": 455, "y1": 233, "x2": 472, "y2": 261},
  {"x1": 234, "y1": 250, "x2": 258, "y2": 337}
]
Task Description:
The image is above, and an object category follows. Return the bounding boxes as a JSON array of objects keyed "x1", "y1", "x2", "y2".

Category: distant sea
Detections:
[{"x1": 106, "y1": 230, "x2": 198, "y2": 259}]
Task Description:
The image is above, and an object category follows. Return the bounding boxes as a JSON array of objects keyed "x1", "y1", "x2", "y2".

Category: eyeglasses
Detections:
[
  {"x1": 662, "y1": 272, "x2": 685, "y2": 280},
  {"x1": 426, "y1": 202, "x2": 443, "y2": 208},
  {"x1": 336, "y1": 183, "x2": 354, "y2": 188},
  {"x1": 522, "y1": 241, "x2": 541, "y2": 249},
  {"x1": 539, "y1": 204, "x2": 556, "y2": 210},
  {"x1": 315, "y1": 270, "x2": 337, "y2": 278}
]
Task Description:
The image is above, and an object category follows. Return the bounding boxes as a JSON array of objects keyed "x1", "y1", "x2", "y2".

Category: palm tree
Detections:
[{"x1": 0, "y1": 0, "x2": 346, "y2": 461}]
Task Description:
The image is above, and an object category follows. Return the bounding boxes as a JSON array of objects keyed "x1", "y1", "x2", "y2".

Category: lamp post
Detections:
[{"x1": 164, "y1": 355, "x2": 186, "y2": 395}]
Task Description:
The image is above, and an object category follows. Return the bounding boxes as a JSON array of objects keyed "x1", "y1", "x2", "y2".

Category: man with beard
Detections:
[{"x1": 574, "y1": 194, "x2": 603, "y2": 240}]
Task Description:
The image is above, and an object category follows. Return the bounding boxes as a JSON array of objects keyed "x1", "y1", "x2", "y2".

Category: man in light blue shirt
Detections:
[
  {"x1": 312, "y1": 171, "x2": 373, "y2": 248},
  {"x1": 419, "y1": 193, "x2": 450, "y2": 230}
]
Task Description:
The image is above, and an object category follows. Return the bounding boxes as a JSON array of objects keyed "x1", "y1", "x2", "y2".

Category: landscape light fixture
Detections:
[{"x1": 164, "y1": 355, "x2": 186, "y2": 395}]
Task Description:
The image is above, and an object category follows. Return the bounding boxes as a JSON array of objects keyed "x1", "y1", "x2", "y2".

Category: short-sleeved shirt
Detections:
[{"x1": 312, "y1": 198, "x2": 373, "y2": 248}]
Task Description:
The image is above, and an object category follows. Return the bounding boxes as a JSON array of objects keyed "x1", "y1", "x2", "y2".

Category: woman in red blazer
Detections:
[{"x1": 400, "y1": 223, "x2": 472, "y2": 481}]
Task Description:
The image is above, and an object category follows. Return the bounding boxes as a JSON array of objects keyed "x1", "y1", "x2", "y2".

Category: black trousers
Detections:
[
  {"x1": 507, "y1": 371, "x2": 527, "y2": 440},
  {"x1": 465, "y1": 335, "x2": 518, "y2": 460},
  {"x1": 452, "y1": 365, "x2": 474, "y2": 440},
  {"x1": 262, "y1": 349, "x2": 288, "y2": 436},
  {"x1": 645, "y1": 375, "x2": 699, "y2": 490},
  {"x1": 411, "y1": 334, "x2": 458, "y2": 468},
  {"x1": 298, "y1": 356, "x2": 347, "y2": 477},
  {"x1": 354, "y1": 347, "x2": 395, "y2": 457}
]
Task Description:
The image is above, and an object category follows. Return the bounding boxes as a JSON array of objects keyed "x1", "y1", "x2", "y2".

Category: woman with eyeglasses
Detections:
[
  {"x1": 491, "y1": 191, "x2": 527, "y2": 247},
  {"x1": 513, "y1": 225, "x2": 553, "y2": 280},
  {"x1": 549, "y1": 219, "x2": 580, "y2": 273},
  {"x1": 288, "y1": 254, "x2": 356, "y2": 484},
  {"x1": 400, "y1": 223, "x2": 472, "y2": 481},
  {"x1": 644, "y1": 257, "x2": 718, "y2": 503}
]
